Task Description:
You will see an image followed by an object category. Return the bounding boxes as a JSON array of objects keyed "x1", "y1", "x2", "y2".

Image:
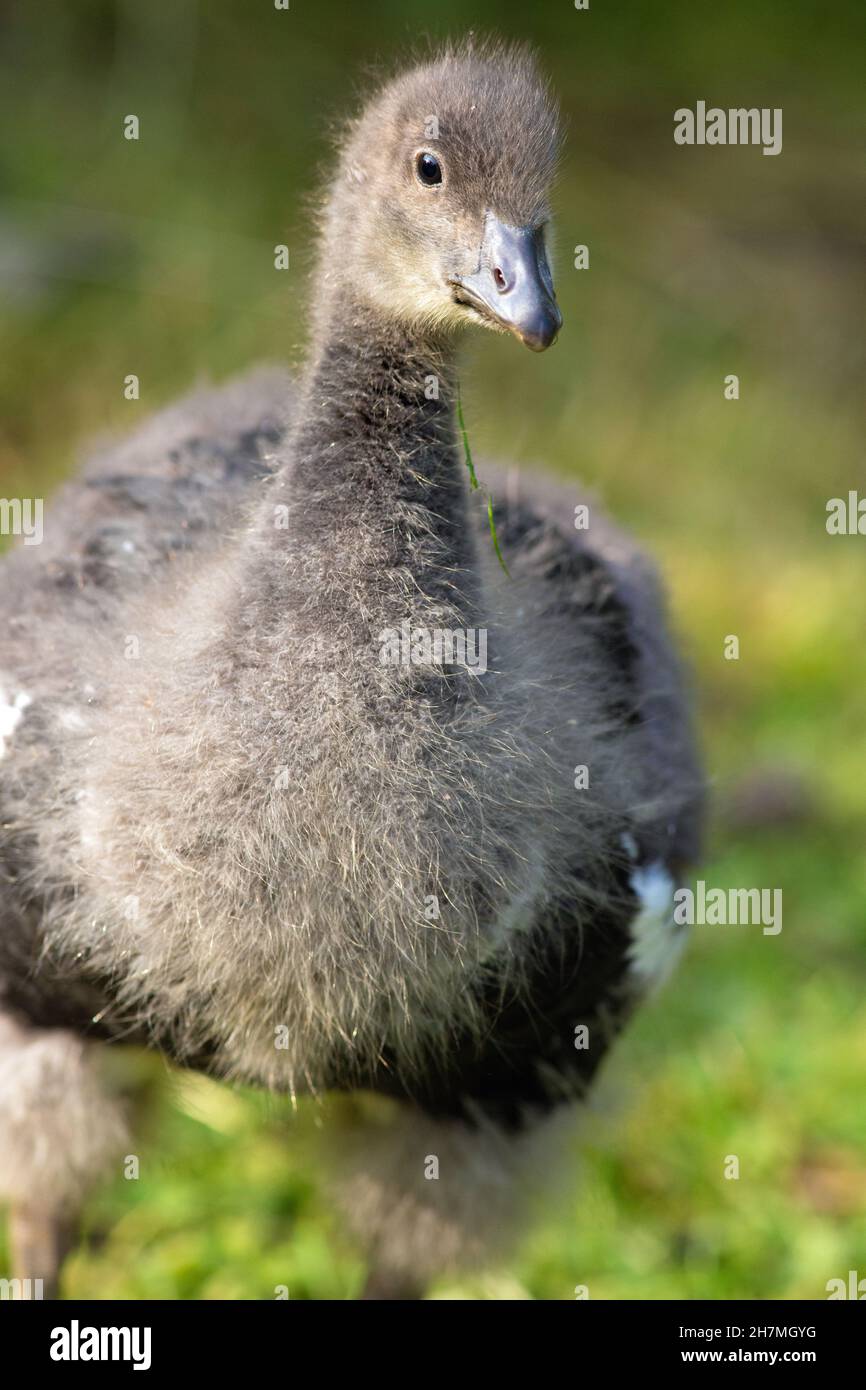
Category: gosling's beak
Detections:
[{"x1": 451, "y1": 212, "x2": 562, "y2": 352}]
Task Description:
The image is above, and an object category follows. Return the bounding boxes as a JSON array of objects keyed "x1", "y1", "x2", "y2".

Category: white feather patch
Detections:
[
  {"x1": 0, "y1": 686, "x2": 31, "y2": 759},
  {"x1": 621, "y1": 837, "x2": 684, "y2": 988}
]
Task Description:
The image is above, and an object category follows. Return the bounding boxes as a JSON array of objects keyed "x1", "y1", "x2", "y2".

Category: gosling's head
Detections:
[{"x1": 321, "y1": 41, "x2": 563, "y2": 351}]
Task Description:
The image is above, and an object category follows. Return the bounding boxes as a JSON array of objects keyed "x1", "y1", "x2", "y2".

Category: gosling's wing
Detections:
[
  {"x1": 486, "y1": 463, "x2": 704, "y2": 869},
  {"x1": 0, "y1": 370, "x2": 296, "y2": 1039},
  {"x1": 0, "y1": 366, "x2": 293, "y2": 623},
  {"x1": 357, "y1": 875, "x2": 641, "y2": 1129}
]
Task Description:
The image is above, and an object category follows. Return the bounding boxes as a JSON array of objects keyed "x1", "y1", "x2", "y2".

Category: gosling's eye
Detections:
[{"x1": 416, "y1": 152, "x2": 443, "y2": 186}]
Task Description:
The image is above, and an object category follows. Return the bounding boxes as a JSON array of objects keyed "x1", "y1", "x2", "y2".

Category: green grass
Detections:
[{"x1": 1, "y1": 0, "x2": 864, "y2": 1298}]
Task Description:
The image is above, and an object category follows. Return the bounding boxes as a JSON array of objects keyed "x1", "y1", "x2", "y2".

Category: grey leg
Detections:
[
  {"x1": 8, "y1": 1204, "x2": 75, "y2": 1299},
  {"x1": 0, "y1": 1012, "x2": 128, "y2": 1302},
  {"x1": 359, "y1": 1267, "x2": 425, "y2": 1300}
]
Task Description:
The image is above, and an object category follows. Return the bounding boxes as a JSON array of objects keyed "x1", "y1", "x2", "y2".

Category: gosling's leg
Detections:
[
  {"x1": 359, "y1": 1267, "x2": 425, "y2": 1300},
  {"x1": 0, "y1": 1011, "x2": 128, "y2": 1301},
  {"x1": 8, "y1": 1204, "x2": 75, "y2": 1299}
]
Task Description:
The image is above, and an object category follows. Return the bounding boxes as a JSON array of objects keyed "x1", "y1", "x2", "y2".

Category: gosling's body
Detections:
[{"x1": 0, "y1": 41, "x2": 701, "y2": 1296}]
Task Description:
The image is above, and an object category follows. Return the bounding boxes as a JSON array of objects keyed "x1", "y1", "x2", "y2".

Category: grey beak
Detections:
[{"x1": 452, "y1": 213, "x2": 562, "y2": 351}]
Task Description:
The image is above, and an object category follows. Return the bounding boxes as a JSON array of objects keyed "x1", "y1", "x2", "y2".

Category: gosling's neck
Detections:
[{"x1": 254, "y1": 298, "x2": 482, "y2": 634}]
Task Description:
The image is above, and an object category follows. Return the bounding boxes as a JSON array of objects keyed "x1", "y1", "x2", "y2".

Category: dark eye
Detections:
[{"x1": 416, "y1": 151, "x2": 442, "y2": 186}]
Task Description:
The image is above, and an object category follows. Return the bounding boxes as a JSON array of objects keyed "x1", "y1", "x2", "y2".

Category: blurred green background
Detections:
[{"x1": 1, "y1": 0, "x2": 865, "y2": 1299}]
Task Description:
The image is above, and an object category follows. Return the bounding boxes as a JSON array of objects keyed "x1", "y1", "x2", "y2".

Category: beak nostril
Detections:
[{"x1": 455, "y1": 217, "x2": 561, "y2": 350}]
